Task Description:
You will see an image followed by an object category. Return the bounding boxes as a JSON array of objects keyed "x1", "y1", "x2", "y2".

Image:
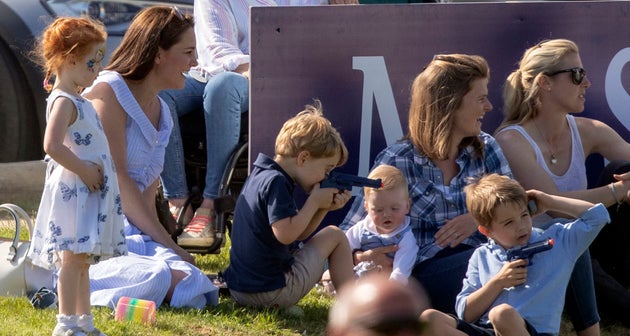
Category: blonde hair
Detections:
[
  {"x1": 275, "y1": 100, "x2": 348, "y2": 166},
  {"x1": 497, "y1": 39, "x2": 579, "y2": 131},
  {"x1": 464, "y1": 173, "x2": 527, "y2": 228},
  {"x1": 36, "y1": 17, "x2": 107, "y2": 92},
  {"x1": 364, "y1": 164, "x2": 408, "y2": 199},
  {"x1": 406, "y1": 54, "x2": 490, "y2": 161}
]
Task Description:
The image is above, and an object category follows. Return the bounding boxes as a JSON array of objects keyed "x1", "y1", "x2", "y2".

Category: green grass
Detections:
[
  {"x1": 2, "y1": 223, "x2": 630, "y2": 335},
  {"x1": 1, "y1": 223, "x2": 332, "y2": 336}
]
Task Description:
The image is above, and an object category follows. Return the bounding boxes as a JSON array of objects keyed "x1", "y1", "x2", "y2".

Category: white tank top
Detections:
[{"x1": 498, "y1": 115, "x2": 587, "y2": 227}]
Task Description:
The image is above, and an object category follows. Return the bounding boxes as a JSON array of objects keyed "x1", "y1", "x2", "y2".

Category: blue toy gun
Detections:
[
  {"x1": 506, "y1": 238, "x2": 554, "y2": 266},
  {"x1": 320, "y1": 172, "x2": 383, "y2": 191}
]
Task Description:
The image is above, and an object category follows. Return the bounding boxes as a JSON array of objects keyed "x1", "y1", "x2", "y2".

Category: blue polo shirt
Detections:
[
  {"x1": 223, "y1": 153, "x2": 299, "y2": 293},
  {"x1": 455, "y1": 204, "x2": 610, "y2": 334}
]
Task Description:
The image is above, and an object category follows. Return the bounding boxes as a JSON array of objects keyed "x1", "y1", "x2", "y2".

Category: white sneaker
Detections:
[
  {"x1": 52, "y1": 326, "x2": 87, "y2": 336},
  {"x1": 177, "y1": 208, "x2": 215, "y2": 247},
  {"x1": 82, "y1": 328, "x2": 106, "y2": 336}
]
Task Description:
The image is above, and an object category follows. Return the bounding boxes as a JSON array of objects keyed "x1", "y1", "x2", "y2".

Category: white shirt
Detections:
[{"x1": 194, "y1": 0, "x2": 328, "y2": 77}]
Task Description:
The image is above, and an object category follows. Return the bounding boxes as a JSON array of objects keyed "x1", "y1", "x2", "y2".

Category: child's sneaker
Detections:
[
  {"x1": 177, "y1": 208, "x2": 216, "y2": 247},
  {"x1": 77, "y1": 314, "x2": 106, "y2": 336},
  {"x1": 52, "y1": 325, "x2": 87, "y2": 336},
  {"x1": 82, "y1": 328, "x2": 106, "y2": 336}
]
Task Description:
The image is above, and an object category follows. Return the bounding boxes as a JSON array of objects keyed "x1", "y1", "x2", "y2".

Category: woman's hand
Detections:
[
  {"x1": 614, "y1": 173, "x2": 630, "y2": 203},
  {"x1": 435, "y1": 213, "x2": 478, "y2": 248},
  {"x1": 173, "y1": 245, "x2": 196, "y2": 265}
]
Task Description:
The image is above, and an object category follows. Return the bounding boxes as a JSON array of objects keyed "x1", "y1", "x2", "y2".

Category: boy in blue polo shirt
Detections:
[
  {"x1": 223, "y1": 100, "x2": 355, "y2": 308},
  {"x1": 420, "y1": 173, "x2": 610, "y2": 335}
]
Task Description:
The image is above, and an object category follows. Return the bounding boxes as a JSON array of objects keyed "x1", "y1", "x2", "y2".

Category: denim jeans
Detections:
[
  {"x1": 159, "y1": 72, "x2": 249, "y2": 200},
  {"x1": 565, "y1": 250, "x2": 600, "y2": 331},
  {"x1": 411, "y1": 245, "x2": 475, "y2": 314}
]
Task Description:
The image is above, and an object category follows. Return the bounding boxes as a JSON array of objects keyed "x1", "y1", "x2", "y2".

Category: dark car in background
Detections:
[{"x1": 0, "y1": 0, "x2": 193, "y2": 163}]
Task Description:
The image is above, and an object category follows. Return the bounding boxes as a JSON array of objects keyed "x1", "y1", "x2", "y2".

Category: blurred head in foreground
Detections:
[{"x1": 327, "y1": 273, "x2": 431, "y2": 336}]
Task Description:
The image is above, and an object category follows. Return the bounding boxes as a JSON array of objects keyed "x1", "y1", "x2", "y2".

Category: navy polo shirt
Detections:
[{"x1": 223, "y1": 153, "x2": 299, "y2": 293}]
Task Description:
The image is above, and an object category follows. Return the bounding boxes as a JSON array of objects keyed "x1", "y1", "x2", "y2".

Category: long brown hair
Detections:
[
  {"x1": 106, "y1": 6, "x2": 194, "y2": 81},
  {"x1": 405, "y1": 54, "x2": 490, "y2": 161}
]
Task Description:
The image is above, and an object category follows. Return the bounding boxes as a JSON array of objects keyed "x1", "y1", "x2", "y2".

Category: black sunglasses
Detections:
[{"x1": 546, "y1": 67, "x2": 586, "y2": 85}]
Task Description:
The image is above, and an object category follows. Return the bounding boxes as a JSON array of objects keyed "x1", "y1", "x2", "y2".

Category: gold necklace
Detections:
[{"x1": 533, "y1": 120, "x2": 560, "y2": 165}]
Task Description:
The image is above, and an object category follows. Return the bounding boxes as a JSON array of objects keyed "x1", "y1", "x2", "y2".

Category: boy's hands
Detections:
[
  {"x1": 494, "y1": 259, "x2": 528, "y2": 288},
  {"x1": 526, "y1": 189, "x2": 594, "y2": 218},
  {"x1": 314, "y1": 183, "x2": 351, "y2": 210}
]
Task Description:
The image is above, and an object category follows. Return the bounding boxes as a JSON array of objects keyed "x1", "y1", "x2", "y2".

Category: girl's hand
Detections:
[
  {"x1": 78, "y1": 161, "x2": 104, "y2": 192},
  {"x1": 435, "y1": 213, "x2": 478, "y2": 248}
]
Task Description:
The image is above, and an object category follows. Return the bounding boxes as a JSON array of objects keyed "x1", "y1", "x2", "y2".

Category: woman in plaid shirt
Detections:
[{"x1": 340, "y1": 54, "x2": 512, "y2": 313}]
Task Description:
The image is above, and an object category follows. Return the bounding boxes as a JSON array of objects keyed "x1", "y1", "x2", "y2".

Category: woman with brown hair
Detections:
[
  {"x1": 83, "y1": 6, "x2": 218, "y2": 309},
  {"x1": 341, "y1": 54, "x2": 512, "y2": 313}
]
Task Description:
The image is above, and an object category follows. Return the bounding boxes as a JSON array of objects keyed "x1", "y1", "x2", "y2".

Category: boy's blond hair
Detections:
[
  {"x1": 464, "y1": 174, "x2": 527, "y2": 228},
  {"x1": 275, "y1": 100, "x2": 348, "y2": 166},
  {"x1": 364, "y1": 164, "x2": 409, "y2": 199}
]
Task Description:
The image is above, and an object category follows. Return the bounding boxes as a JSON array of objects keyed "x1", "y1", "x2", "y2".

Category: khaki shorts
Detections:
[{"x1": 230, "y1": 244, "x2": 326, "y2": 308}]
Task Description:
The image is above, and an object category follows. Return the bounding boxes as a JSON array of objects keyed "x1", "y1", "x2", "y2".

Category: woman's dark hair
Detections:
[{"x1": 106, "y1": 6, "x2": 194, "y2": 80}]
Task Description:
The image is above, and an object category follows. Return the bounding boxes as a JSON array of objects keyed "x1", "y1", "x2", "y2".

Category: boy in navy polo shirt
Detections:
[{"x1": 223, "y1": 100, "x2": 355, "y2": 308}]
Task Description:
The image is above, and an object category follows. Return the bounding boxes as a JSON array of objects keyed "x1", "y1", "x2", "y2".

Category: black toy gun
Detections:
[
  {"x1": 506, "y1": 238, "x2": 554, "y2": 266},
  {"x1": 320, "y1": 172, "x2": 383, "y2": 191}
]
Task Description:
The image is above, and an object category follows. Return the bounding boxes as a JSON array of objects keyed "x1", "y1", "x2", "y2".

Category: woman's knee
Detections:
[{"x1": 204, "y1": 72, "x2": 248, "y2": 101}]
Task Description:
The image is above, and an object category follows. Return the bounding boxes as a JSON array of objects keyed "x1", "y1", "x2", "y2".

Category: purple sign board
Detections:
[{"x1": 249, "y1": 1, "x2": 630, "y2": 222}]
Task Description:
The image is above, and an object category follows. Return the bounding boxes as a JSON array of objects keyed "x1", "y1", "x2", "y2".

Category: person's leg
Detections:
[
  {"x1": 76, "y1": 264, "x2": 104, "y2": 335},
  {"x1": 488, "y1": 304, "x2": 529, "y2": 336},
  {"x1": 594, "y1": 160, "x2": 630, "y2": 284},
  {"x1": 201, "y1": 71, "x2": 249, "y2": 204},
  {"x1": 158, "y1": 76, "x2": 205, "y2": 206},
  {"x1": 591, "y1": 160, "x2": 630, "y2": 326},
  {"x1": 308, "y1": 226, "x2": 355, "y2": 292},
  {"x1": 54, "y1": 251, "x2": 87, "y2": 335},
  {"x1": 178, "y1": 72, "x2": 248, "y2": 246},
  {"x1": 564, "y1": 251, "x2": 600, "y2": 336},
  {"x1": 412, "y1": 246, "x2": 475, "y2": 314},
  {"x1": 592, "y1": 258, "x2": 630, "y2": 327},
  {"x1": 419, "y1": 309, "x2": 469, "y2": 336}
]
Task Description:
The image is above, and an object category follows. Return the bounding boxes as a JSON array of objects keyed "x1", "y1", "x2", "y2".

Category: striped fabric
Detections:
[{"x1": 84, "y1": 71, "x2": 219, "y2": 309}]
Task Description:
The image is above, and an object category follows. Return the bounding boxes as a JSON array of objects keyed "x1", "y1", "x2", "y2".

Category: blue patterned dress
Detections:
[
  {"x1": 84, "y1": 71, "x2": 219, "y2": 309},
  {"x1": 29, "y1": 90, "x2": 127, "y2": 270}
]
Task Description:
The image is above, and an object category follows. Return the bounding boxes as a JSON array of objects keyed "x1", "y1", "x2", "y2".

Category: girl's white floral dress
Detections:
[{"x1": 28, "y1": 90, "x2": 127, "y2": 270}]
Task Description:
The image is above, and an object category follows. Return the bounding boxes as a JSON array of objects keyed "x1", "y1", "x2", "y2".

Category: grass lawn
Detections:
[{"x1": 2, "y1": 216, "x2": 630, "y2": 335}]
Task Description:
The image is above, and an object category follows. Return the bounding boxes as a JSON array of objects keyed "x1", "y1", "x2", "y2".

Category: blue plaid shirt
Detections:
[{"x1": 340, "y1": 132, "x2": 513, "y2": 264}]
